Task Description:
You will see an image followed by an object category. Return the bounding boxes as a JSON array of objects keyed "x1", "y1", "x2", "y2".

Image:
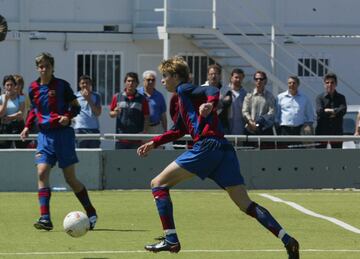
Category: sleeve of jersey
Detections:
[
  {"x1": 25, "y1": 108, "x2": 36, "y2": 129},
  {"x1": 63, "y1": 83, "x2": 80, "y2": 119},
  {"x1": 150, "y1": 116, "x2": 186, "y2": 147},
  {"x1": 150, "y1": 129, "x2": 184, "y2": 147},
  {"x1": 196, "y1": 86, "x2": 220, "y2": 126},
  {"x1": 205, "y1": 86, "x2": 220, "y2": 105},
  {"x1": 109, "y1": 94, "x2": 118, "y2": 111}
]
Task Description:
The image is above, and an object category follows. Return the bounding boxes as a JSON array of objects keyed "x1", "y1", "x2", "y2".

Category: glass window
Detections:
[
  {"x1": 182, "y1": 55, "x2": 219, "y2": 85},
  {"x1": 297, "y1": 58, "x2": 329, "y2": 77},
  {"x1": 77, "y1": 52, "x2": 122, "y2": 105}
]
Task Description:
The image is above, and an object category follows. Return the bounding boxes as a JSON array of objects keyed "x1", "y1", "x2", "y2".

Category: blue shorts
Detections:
[
  {"x1": 175, "y1": 137, "x2": 245, "y2": 188},
  {"x1": 36, "y1": 127, "x2": 79, "y2": 168}
]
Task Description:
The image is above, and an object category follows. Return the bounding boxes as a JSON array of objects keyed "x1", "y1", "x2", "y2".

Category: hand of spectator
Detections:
[
  {"x1": 58, "y1": 115, "x2": 70, "y2": 126},
  {"x1": 4, "y1": 90, "x2": 11, "y2": 101},
  {"x1": 137, "y1": 141, "x2": 155, "y2": 157},
  {"x1": 303, "y1": 125, "x2": 312, "y2": 135},
  {"x1": 81, "y1": 89, "x2": 91, "y2": 101},
  {"x1": 199, "y1": 102, "x2": 213, "y2": 118},
  {"x1": 114, "y1": 106, "x2": 121, "y2": 113},
  {"x1": 20, "y1": 127, "x2": 29, "y2": 141},
  {"x1": 355, "y1": 129, "x2": 360, "y2": 136},
  {"x1": 248, "y1": 120, "x2": 257, "y2": 131}
]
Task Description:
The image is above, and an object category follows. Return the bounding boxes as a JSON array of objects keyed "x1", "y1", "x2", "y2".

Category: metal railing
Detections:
[{"x1": 1, "y1": 133, "x2": 359, "y2": 149}]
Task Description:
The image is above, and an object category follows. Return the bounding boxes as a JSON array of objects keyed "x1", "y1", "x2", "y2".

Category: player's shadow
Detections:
[{"x1": 91, "y1": 228, "x2": 149, "y2": 232}]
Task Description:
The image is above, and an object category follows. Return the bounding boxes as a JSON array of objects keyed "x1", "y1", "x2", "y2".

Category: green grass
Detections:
[{"x1": 0, "y1": 190, "x2": 360, "y2": 258}]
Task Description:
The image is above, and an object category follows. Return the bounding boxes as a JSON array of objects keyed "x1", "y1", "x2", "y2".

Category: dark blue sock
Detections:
[
  {"x1": 152, "y1": 187, "x2": 179, "y2": 243},
  {"x1": 246, "y1": 202, "x2": 290, "y2": 245},
  {"x1": 38, "y1": 187, "x2": 51, "y2": 219},
  {"x1": 282, "y1": 234, "x2": 291, "y2": 245},
  {"x1": 75, "y1": 187, "x2": 96, "y2": 216}
]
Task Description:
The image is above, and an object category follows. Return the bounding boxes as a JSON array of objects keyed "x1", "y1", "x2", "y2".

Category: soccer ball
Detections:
[{"x1": 63, "y1": 211, "x2": 90, "y2": 238}]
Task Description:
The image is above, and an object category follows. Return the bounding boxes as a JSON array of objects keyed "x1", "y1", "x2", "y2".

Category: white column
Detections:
[{"x1": 163, "y1": 0, "x2": 170, "y2": 59}]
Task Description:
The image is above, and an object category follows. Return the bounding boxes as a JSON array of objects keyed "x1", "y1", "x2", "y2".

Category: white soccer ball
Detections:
[{"x1": 63, "y1": 211, "x2": 90, "y2": 238}]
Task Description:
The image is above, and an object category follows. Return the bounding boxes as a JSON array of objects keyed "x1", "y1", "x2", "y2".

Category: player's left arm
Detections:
[
  {"x1": 194, "y1": 86, "x2": 219, "y2": 119},
  {"x1": 61, "y1": 83, "x2": 81, "y2": 126}
]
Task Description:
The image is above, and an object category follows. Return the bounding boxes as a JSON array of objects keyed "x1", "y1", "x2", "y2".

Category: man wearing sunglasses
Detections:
[
  {"x1": 242, "y1": 71, "x2": 276, "y2": 147},
  {"x1": 138, "y1": 70, "x2": 167, "y2": 134}
]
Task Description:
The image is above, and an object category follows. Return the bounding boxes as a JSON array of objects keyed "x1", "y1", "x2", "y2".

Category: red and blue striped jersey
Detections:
[
  {"x1": 25, "y1": 77, "x2": 78, "y2": 130},
  {"x1": 152, "y1": 83, "x2": 224, "y2": 146}
]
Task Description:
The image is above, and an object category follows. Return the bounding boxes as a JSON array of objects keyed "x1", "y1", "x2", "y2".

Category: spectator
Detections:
[
  {"x1": 0, "y1": 75, "x2": 27, "y2": 148},
  {"x1": 276, "y1": 76, "x2": 314, "y2": 148},
  {"x1": 138, "y1": 70, "x2": 167, "y2": 134},
  {"x1": 109, "y1": 72, "x2": 150, "y2": 149},
  {"x1": 202, "y1": 64, "x2": 222, "y2": 89},
  {"x1": 315, "y1": 73, "x2": 347, "y2": 148},
  {"x1": 73, "y1": 75, "x2": 102, "y2": 148},
  {"x1": 218, "y1": 68, "x2": 247, "y2": 135},
  {"x1": 242, "y1": 71, "x2": 276, "y2": 148},
  {"x1": 354, "y1": 111, "x2": 360, "y2": 136},
  {"x1": 13, "y1": 74, "x2": 31, "y2": 113},
  {"x1": 13, "y1": 74, "x2": 38, "y2": 148}
]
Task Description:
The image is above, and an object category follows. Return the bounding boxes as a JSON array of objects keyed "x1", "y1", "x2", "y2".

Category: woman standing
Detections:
[{"x1": 0, "y1": 75, "x2": 26, "y2": 148}]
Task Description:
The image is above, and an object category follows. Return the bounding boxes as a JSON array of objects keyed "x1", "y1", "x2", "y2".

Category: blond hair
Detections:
[
  {"x1": 158, "y1": 56, "x2": 189, "y2": 83},
  {"x1": 35, "y1": 52, "x2": 54, "y2": 68}
]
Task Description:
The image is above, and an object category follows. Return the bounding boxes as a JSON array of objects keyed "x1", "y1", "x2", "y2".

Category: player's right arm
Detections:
[
  {"x1": 21, "y1": 102, "x2": 37, "y2": 141},
  {"x1": 20, "y1": 126, "x2": 29, "y2": 141},
  {"x1": 137, "y1": 140, "x2": 155, "y2": 157}
]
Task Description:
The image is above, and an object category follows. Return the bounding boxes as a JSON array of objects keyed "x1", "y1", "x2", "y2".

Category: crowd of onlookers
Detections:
[{"x1": 0, "y1": 62, "x2": 354, "y2": 150}]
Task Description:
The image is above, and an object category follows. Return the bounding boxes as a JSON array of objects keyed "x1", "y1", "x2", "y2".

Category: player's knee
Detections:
[
  {"x1": 150, "y1": 178, "x2": 160, "y2": 188},
  {"x1": 37, "y1": 171, "x2": 48, "y2": 182}
]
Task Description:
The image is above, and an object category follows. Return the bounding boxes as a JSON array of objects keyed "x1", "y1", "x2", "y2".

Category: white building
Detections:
[{"x1": 1, "y1": 0, "x2": 360, "y2": 147}]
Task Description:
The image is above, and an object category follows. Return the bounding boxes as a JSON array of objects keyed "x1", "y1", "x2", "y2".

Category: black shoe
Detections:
[
  {"x1": 285, "y1": 237, "x2": 300, "y2": 259},
  {"x1": 34, "y1": 217, "x2": 53, "y2": 231},
  {"x1": 144, "y1": 237, "x2": 181, "y2": 253}
]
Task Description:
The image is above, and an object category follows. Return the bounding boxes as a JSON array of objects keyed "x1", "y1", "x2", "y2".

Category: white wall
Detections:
[{"x1": 1, "y1": 0, "x2": 360, "y2": 139}]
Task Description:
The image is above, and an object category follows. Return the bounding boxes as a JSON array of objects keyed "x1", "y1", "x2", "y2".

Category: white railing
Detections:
[
  {"x1": 1, "y1": 133, "x2": 359, "y2": 149},
  {"x1": 0, "y1": 134, "x2": 101, "y2": 141}
]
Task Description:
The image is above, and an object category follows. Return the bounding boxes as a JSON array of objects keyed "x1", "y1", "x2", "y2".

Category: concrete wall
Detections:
[
  {"x1": 103, "y1": 149, "x2": 360, "y2": 190},
  {"x1": 1, "y1": 148, "x2": 359, "y2": 191},
  {"x1": 0, "y1": 150, "x2": 102, "y2": 191}
]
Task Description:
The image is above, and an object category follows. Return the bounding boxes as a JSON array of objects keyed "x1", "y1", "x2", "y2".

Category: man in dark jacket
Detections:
[{"x1": 315, "y1": 73, "x2": 347, "y2": 148}]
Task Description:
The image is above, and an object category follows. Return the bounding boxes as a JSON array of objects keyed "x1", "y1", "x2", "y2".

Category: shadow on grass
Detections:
[{"x1": 91, "y1": 228, "x2": 149, "y2": 232}]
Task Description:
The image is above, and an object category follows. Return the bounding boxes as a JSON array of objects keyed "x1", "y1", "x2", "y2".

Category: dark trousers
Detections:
[
  {"x1": 278, "y1": 125, "x2": 303, "y2": 149},
  {"x1": 244, "y1": 127, "x2": 274, "y2": 149}
]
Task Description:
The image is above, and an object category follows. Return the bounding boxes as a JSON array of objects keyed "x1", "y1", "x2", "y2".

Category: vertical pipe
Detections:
[
  {"x1": 163, "y1": 0, "x2": 169, "y2": 59},
  {"x1": 271, "y1": 24, "x2": 277, "y2": 94},
  {"x1": 212, "y1": 0, "x2": 216, "y2": 29}
]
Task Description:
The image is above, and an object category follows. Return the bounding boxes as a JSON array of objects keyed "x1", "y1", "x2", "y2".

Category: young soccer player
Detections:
[
  {"x1": 137, "y1": 56, "x2": 300, "y2": 258},
  {"x1": 20, "y1": 52, "x2": 97, "y2": 231}
]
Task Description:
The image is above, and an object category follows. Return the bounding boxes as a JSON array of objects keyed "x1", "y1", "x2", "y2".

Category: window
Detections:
[
  {"x1": 182, "y1": 55, "x2": 219, "y2": 85},
  {"x1": 77, "y1": 52, "x2": 122, "y2": 105},
  {"x1": 298, "y1": 58, "x2": 328, "y2": 77}
]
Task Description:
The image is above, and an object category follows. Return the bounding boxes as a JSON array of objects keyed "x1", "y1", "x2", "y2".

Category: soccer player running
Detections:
[
  {"x1": 20, "y1": 52, "x2": 97, "y2": 231},
  {"x1": 137, "y1": 56, "x2": 300, "y2": 258}
]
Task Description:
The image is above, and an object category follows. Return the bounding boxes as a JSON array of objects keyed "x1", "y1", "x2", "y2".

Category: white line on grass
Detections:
[
  {"x1": 259, "y1": 193, "x2": 360, "y2": 234},
  {"x1": 1, "y1": 249, "x2": 360, "y2": 256}
]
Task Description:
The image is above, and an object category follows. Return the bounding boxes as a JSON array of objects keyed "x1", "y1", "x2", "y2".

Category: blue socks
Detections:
[
  {"x1": 152, "y1": 187, "x2": 179, "y2": 243},
  {"x1": 246, "y1": 202, "x2": 290, "y2": 245}
]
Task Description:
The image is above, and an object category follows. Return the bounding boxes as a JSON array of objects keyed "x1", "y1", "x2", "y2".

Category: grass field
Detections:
[{"x1": 0, "y1": 189, "x2": 360, "y2": 259}]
